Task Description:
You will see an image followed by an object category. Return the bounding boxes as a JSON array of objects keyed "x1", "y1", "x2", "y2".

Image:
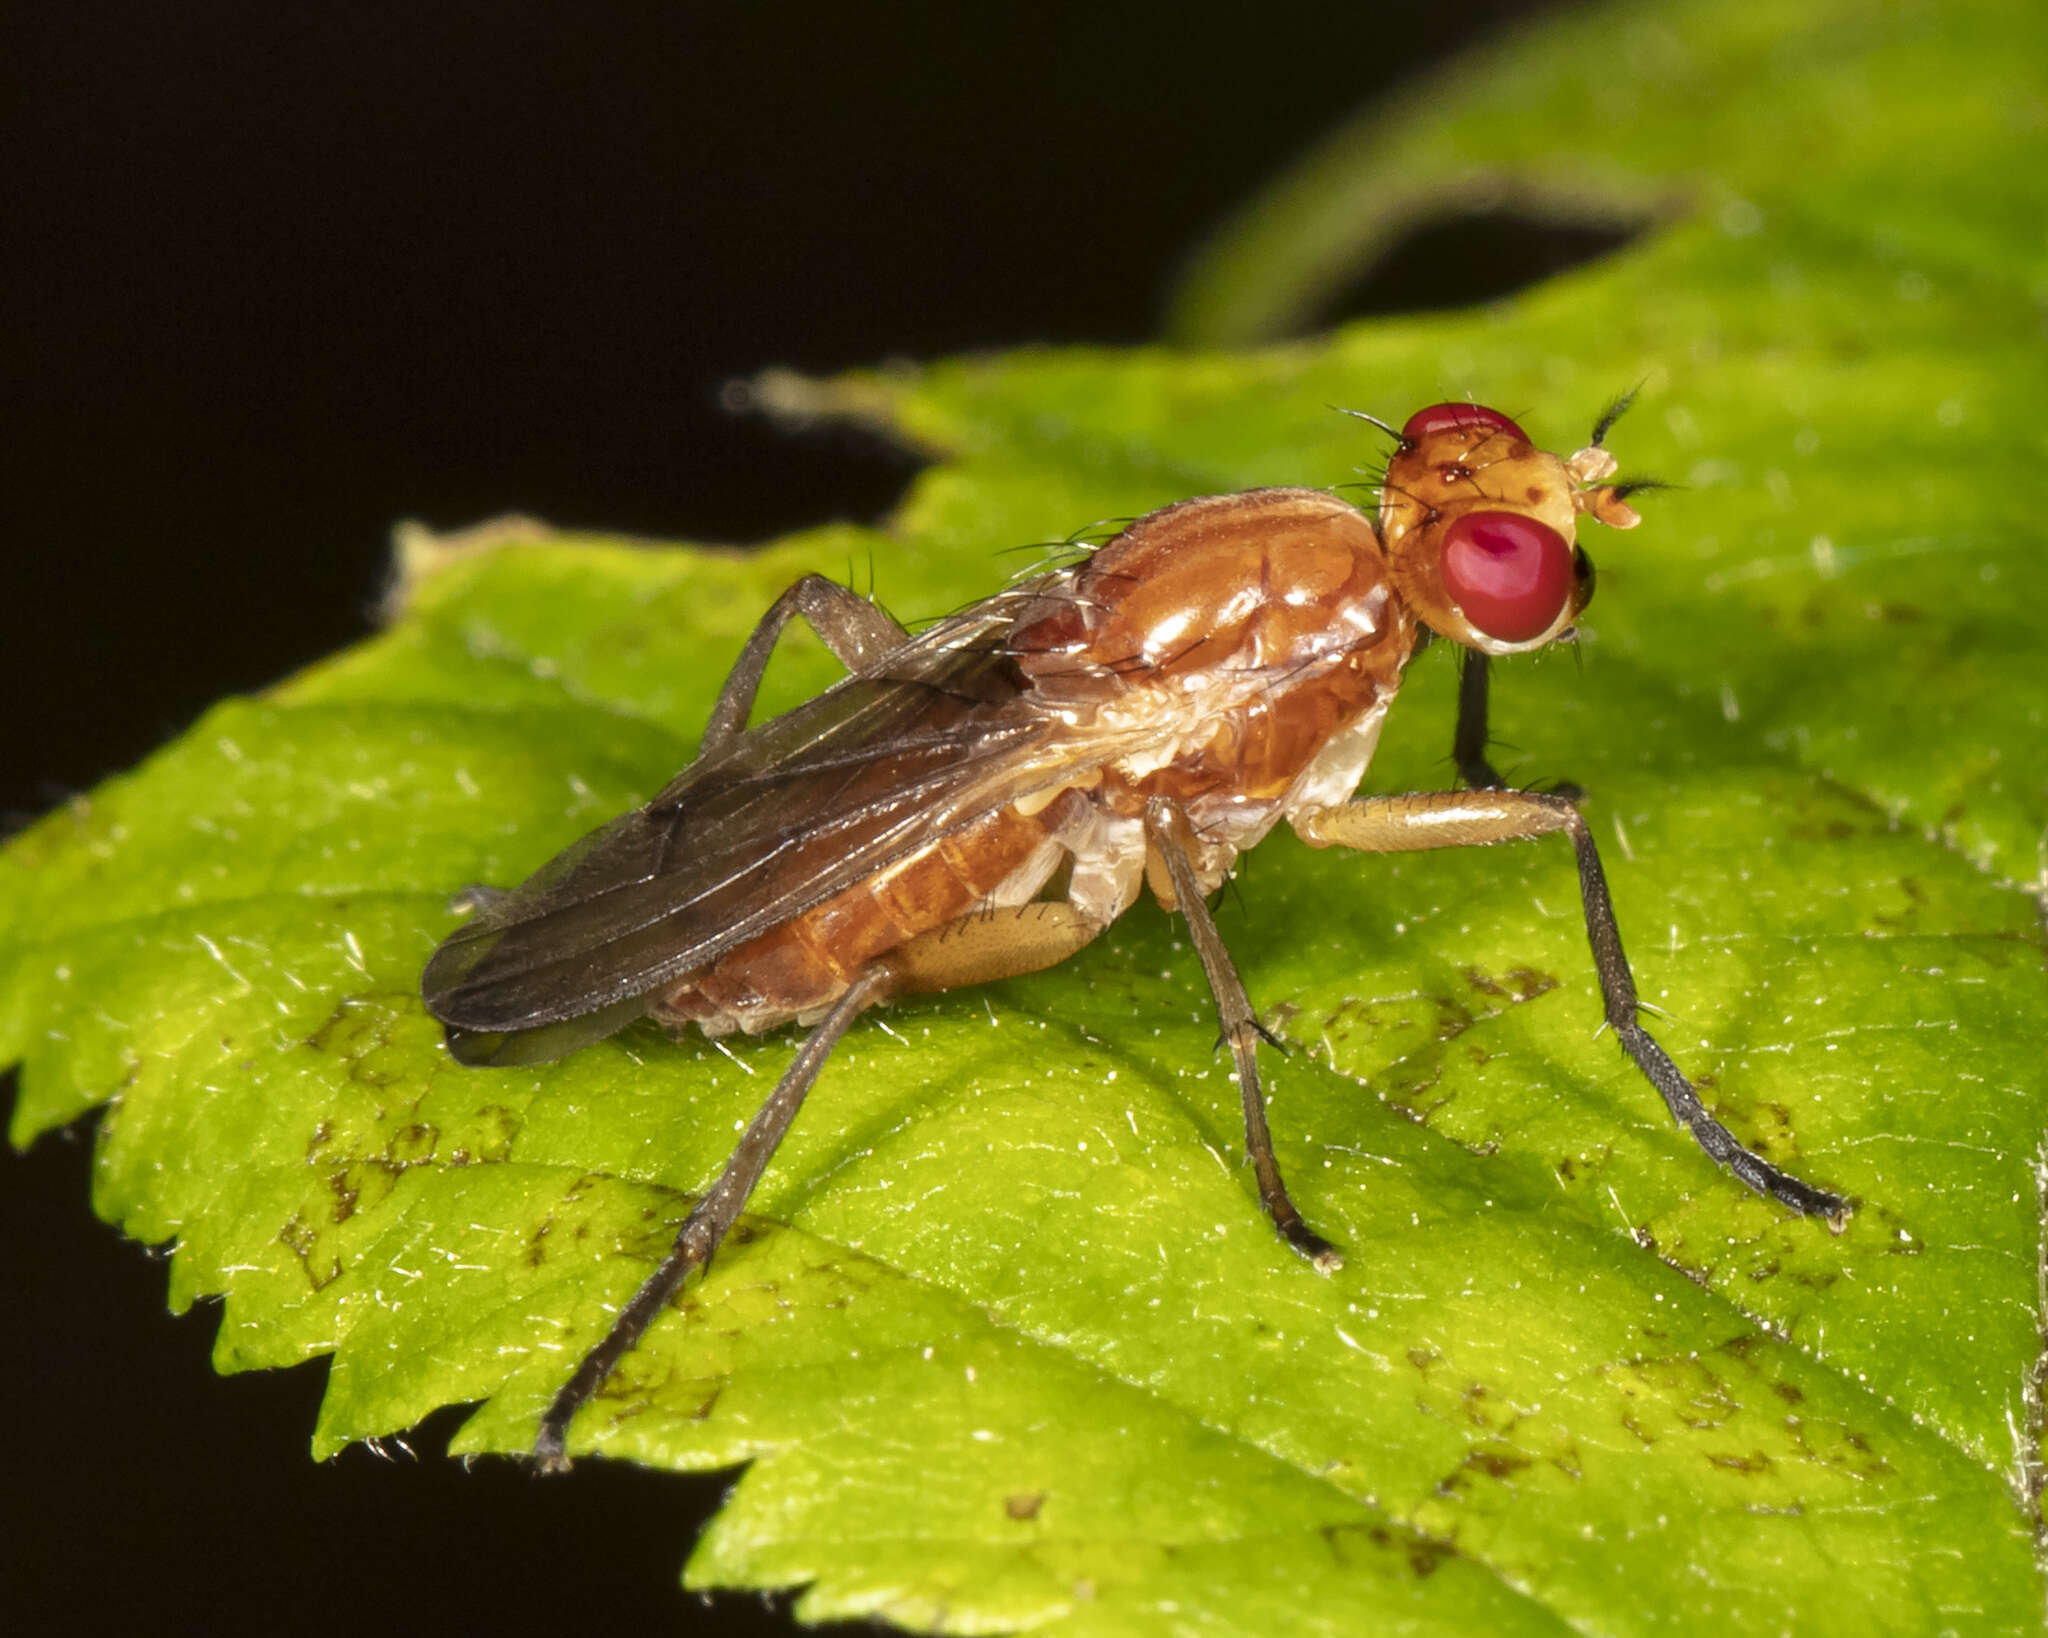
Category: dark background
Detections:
[{"x1": 0, "y1": 4, "x2": 1603, "y2": 1633}]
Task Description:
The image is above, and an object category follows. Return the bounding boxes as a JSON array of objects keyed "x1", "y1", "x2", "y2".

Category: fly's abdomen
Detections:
[{"x1": 652, "y1": 788, "x2": 1086, "y2": 1037}]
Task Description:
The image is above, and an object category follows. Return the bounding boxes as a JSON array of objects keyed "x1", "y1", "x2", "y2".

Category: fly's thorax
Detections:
[
  {"x1": 1377, "y1": 404, "x2": 1634, "y2": 656},
  {"x1": 1008, "y1": 486, "x2": 1393, "y2": 701},
  {"x1": 1005, "y1": 485, "x2": 1411, "y2": 837}
]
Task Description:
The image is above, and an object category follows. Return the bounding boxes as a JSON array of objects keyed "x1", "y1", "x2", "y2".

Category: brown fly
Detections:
[{"x1": 422, "y1": 398, "x2": 1847, "y2": 1470}]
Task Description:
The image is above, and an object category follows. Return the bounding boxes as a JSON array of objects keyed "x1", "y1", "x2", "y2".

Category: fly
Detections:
[{"x1": 421, "y1": 398, "x2": 1848, "y2": 1470}]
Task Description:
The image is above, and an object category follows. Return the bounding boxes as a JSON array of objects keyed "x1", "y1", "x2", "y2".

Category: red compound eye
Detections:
[
  {"x1": 1440, "y1": 511, "x2": 1573, "y2": 642},
  {"x1": 1401, "y1": 402, "x2": 1530, "y2": 445}
]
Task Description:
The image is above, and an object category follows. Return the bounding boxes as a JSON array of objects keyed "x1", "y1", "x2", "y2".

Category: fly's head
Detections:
[{"x1": 1377, "y1": 401, "x2": 1642, "y2": 656}]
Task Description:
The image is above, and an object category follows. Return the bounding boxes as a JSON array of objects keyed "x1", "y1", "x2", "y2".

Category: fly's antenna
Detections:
[
  {"x1": 1590, "y1": 384, "x2": 1644, "y2": 448},
  {"x1": 1609, "y1": 477, "x2": 1676, "y2": 502}
]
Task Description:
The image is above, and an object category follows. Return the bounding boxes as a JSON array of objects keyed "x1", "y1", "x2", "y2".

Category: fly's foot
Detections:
[
  {"x1": 533, "y1": 1423, "x2": 573, "y2": 1475},
  {"x1": 1729, "y1": 1146, "x2": 1850, "y2": 1228},
  {"x1": 1272, "y1": 1212, "x2": 1344, "y2": 1274}
]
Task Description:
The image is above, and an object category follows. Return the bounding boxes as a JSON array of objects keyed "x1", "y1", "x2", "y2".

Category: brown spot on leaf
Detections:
[
  {"x1": 1465, "y1": 1448, "x2": 1532, "y2": 1482},
  {"x1": 1359, "y1": 1524, "x2": 1452, "y2": 1578},
  {"x1": 1784, "y1": 817, "x2": 1861, "y2": 842},
  {"x1": 525, "y1": 1218, "x2": 554, "y2": 1269},
  {"x1": 467, "y1": 1104, "x2": 521, "y2": 1165},
  {"x1": 1463, "y1": 965, "x2": 1559, "y2": 1004},
  {"x1": 385, "y1": 1122, "x2": 439, "y2": 1168},
  {"x1": 1005, "y1": 1492, "x2": 1045, "y2": 1521},
  {"x1": 1405, "y1": 1537, "x2": 1451, "y2": 1578},
  {"x1": 278, "y1": 1210, "x2": 341, "y2": 1292}
]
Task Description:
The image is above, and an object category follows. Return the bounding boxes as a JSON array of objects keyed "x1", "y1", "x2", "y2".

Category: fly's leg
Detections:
[
  {"x1": 1144, "y1": 795, "x2": 1343, "y2": 1273},
  {"x1": 702, "y1": 574, "x2": 911, "y2": 750},
  {"x1": 1453, "y1": 648, "x2": 1582, "y2": 799},
  {"x1": 888, "y1": 901, "x2": 1107, "y2": 994},
  {"x1": 534, "y1": 965, "x2": 890, "y2": 1471},
  {"x1": 1453, "y1": 649, "x2": 1504, "y2": 788},
  {"x1": 534, "y1": 905, "x2": 1107, "y2": 1470},
  {"x1": 1292, "y1": 790, "x2": 1847, "y2": 1222}
]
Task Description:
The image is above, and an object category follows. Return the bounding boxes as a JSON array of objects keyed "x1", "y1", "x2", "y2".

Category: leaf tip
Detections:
[{"x1": 382, "y1": 514, "x2": 561, "y2": 620}]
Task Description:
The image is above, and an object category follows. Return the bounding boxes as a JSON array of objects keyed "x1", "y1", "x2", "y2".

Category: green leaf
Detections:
[{"x1": 7, "y1": 0, "x2": 2045, "y2": 1632}]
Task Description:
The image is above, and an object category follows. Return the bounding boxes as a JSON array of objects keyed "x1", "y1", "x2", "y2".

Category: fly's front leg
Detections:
[
  {"x1": 1454, "y1": 649, "x2": 1505, "y2": 788},
  {"x1": 534, "y1": 965, "x2": 890, "y2": 1471},
  {"x1": 1144, "y1": 796, "x2": 1343, "y2": 1273},
  {"x1": 702, "y1": 573, "x2": 911, "y2": 750},
  {"x1": 1454, "y1": 648, "x2": 1582, "y2": 799},
  {"x1": 1293, "y1": 791, "x2": 1847, "y2": 1223}
]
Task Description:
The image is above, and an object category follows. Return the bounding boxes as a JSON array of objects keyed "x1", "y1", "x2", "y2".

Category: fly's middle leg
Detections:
[
  {"x1": 1144, "y1": 795, "x2": 1343, "y2": 1274},
  {"x1": 1292, "y1": 789, "x2": 1847, "y2": 1223},
  {"x1": 702, "y1": 573, "x2": 911, "y2": 749}
]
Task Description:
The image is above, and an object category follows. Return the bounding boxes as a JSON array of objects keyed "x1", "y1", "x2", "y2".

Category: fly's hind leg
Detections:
[
  {"x1": 1292, "y1": 790, "x2": 1847, "y2": 1222},
  {"x1": 1144, "y1": 796, "x2": 1343, "y2": 1274},
  {"x1": 535, "y1": 964, "x2": 890, "y2": 1471},
  {"x1": 703, "y1": 573, "x2": 911, "y2": 750},
  {"x1": 888, "y1": 901, "x2": 1107, "y2": 995},
  {"x1": 534, "y1": 904, "x2": 1103, "y2": 1471}
]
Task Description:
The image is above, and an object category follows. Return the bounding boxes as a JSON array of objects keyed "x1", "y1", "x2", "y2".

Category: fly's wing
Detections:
[{"x1": 421, "y1": 590, "x2": 1090, "y2": 1057}]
